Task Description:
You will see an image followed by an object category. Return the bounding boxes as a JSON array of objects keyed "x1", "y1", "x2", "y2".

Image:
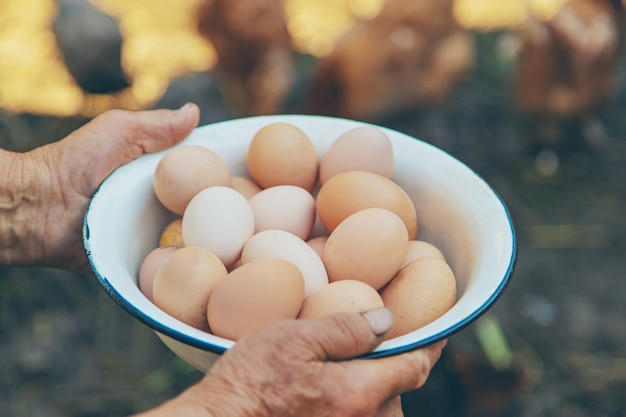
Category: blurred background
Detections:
[{"x1": 1, "y1": 0, "x2": 626, "y2": 416}]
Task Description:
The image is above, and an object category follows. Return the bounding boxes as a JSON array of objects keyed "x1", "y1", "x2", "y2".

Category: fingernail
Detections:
[
  {"x1": 362, "y1": 307, "x2": 394, "y2": 337},
  {"x1": 176, "y1": 103, "x2": 198, "y2": 124}
]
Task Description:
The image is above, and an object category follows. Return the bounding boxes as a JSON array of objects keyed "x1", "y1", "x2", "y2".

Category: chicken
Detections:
[
  {"x1": 304, "y1": 0, "x2": 474, "y2": 122},
  {"x1": 195, "y1": 0, "x2": 295, "y2": 116},
  {"x1": 52, "y1": 0, "x2": 130, "y2": 95},
  {"x1": 513, "y1": 0, "x2": 625, "y2": 118}
]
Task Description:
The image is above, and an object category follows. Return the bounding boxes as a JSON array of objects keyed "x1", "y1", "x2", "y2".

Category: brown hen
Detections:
[
  {"x1": 514, "y1": 0, "x2": 625, "y2": 118},
  {"x1": 195, "y1": 0, "x2": 295, "y2": 116},
  {"x1": 304, "y1": 0, "x2": 474, "y2": 122}
]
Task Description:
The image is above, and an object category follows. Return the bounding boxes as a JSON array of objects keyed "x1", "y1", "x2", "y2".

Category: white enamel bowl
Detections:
[{"x1": 83, "y1": 114, "x2": 516, "y2": 372}]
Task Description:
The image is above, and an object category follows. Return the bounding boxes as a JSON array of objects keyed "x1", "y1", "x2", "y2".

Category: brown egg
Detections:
[
  {"x1": 207, "y1": 259, "x2": 305, "y2": 340},
  {"x1": 381, "y1": 257, "x2": 457, "y2": 340},
  {"x1": 153, "y1": 145, "x2": 231, "y2": 215},
  {"x1": 400, "y1": 240, "x2": 446, "y2": 269},
  {"x1": 159, "y1": 218, "x2": 184, "y2": 247},
  {"x1": 247, "y1": 123, "x2": 319, "y2": 192},
  {"x1": 138, "y1": 246, "x2": 178, "y2": 302},
  {"x1": 229, "y1": 176, "x2": 262, "y2": 200},
  {"x1": 316, "y1": 170, "x2": 418, "y2": 239},
  {"x1": 249, "y1": 185, "x2": 316, "y2": 240},
  {"x1": 153, "y1": 246, "x2": 228, "y2": 330},
  {"x1": 322, "y1": 208, "x2": 409, "y2": 290},
  {"x1": 319, "y1": 126, "x2": 394, "y2": 184},
  {"x1": 298, "y1": 280, "x2": 384, "y2": 319}
]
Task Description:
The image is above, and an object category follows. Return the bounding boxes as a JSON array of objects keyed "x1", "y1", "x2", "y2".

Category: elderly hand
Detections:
[
  {"x1": 140, "y1": 308, "x2": 446, "y2": 417},
  {"x1": 0, "y1": 103, "x2": 199, "y2": 272}
]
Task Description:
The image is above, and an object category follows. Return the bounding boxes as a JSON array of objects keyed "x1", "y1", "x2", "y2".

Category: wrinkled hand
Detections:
[
  {"x1": 375, "y1": 396, "x2": 404, "y2": 417},
  {"x1": 145, "y1": 308, "x2": 446, "y2": 417},
  {"x1": 0, "y1": 103, "x2": 199, "y2": 272}
]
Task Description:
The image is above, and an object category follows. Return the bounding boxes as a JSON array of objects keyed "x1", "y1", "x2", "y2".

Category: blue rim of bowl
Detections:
[
  {"x1": 83, "y1": 114, "x2": 517, "y2": 359},
  {"x1": 362, "y1": 185, "x2": 516, "y2": 359}
]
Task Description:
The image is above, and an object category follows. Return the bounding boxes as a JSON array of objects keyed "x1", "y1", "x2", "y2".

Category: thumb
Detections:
[
  {"x1": 88, "y1": 102, "x2": 200, "y2": 154},
  {"x1": 304, "y1": 307, "x2": 394, "y2": 361},
  {"x1": 63, "y1": 103, "x2": 200, "y2": 193}
]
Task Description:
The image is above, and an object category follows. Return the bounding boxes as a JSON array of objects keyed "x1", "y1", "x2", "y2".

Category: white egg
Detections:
[
  {"x1": 240, "y1": 230, "x2": 329, "y2": 297},
  {"x1": 182, "y1": 186, "x2": 255, "y2": 268}
]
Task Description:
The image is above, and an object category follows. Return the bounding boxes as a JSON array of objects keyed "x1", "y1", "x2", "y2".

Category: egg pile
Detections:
[{"x1": 138, "y1": 122, "x2": 457, "y2": 341}]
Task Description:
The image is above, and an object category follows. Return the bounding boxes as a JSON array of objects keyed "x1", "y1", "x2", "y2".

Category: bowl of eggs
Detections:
[{"x1": 83, "y1": 114, "x2": 516, "y2": 372}]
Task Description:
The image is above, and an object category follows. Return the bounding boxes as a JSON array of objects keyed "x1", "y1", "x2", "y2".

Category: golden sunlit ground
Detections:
[{"x1": 0, "y1": 0, "x2": 569, "y2": 117}]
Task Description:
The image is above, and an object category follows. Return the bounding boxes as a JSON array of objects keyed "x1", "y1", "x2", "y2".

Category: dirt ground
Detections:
[{"x1": 2, "y1": 32, "x2": 626, "y2": 417}]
